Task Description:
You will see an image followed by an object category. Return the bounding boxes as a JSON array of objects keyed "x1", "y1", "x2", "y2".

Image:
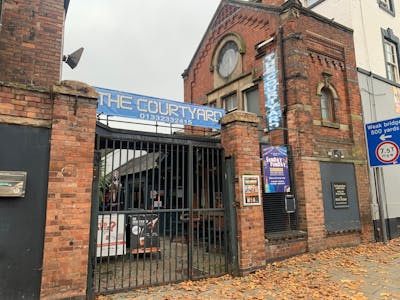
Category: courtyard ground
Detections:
[{"x1": 98, "y1": 238, "x2": 400, "y2": 299}]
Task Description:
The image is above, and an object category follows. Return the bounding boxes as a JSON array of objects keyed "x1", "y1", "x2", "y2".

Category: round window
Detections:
[{"x1": 217, "y1": 41, "x2": 239, "y2": 78}]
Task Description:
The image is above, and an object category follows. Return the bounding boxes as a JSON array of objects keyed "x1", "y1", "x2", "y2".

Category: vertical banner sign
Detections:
[
  {"x1": 262, "y1": 146, "x2": 291, "y2": 193},
  {"x1": 263, "y1": 51, "x2": 281, "y2": 131}
]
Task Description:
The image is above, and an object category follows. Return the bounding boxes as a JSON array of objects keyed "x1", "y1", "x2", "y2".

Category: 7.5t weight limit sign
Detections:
[
  {"x1": 376, "y1": 141, "x2": 399, "y2": 163},
  {"x1": 365, "y1": 117, "x2": 400, "y2": 167}
]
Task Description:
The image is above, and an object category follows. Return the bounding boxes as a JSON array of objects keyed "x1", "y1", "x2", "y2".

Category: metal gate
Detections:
[{"x1": 88, "y1": 124, "x2": 230, "y2": 295}]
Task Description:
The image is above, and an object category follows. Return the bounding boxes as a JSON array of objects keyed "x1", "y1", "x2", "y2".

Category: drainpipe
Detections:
[{"x1": 279, "y1": 26, "x2": 289, "y2": 146}]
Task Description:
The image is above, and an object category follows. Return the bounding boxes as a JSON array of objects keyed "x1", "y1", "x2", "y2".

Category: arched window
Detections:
[{"x1": 320, "y1": 87, "x2": 335, "y2": 122}]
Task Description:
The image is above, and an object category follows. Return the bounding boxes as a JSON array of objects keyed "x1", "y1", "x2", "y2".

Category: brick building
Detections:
[
  {"x1": 183, "y1": 0, "x2": 374, "y2": 268},
  {"x1": 0, "y1": 0, "x2": 97, "y2": 298},
  {"x1": 0, "y1": 0, "x2": 377, "y2": 297}
]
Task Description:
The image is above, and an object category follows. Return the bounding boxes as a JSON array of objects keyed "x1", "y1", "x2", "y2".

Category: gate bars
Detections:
[{"x1": 88, "y1": 127, "x2": 230, "y2": 294}]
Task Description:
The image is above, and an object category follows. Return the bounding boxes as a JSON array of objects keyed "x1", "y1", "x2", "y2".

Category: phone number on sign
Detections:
[{"x1": 139, "y1": 113, "x2": 193, "y2": 125}]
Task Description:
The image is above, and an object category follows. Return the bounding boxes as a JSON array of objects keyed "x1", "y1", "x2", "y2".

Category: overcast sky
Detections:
[{"x1": 62, "y1": 0, "x2": 220, "y2": 102}]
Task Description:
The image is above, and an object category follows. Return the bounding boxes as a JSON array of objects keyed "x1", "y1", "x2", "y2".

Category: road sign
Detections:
[{"x1": 365, "y1": 117, "x2": 400, "y2": 167}]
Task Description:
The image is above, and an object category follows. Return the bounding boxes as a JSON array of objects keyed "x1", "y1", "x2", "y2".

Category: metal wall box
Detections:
[
  {"x1": 285, "y1": 194, "x2": 296, "y2": 213},
  {"x1": 0, "y1": 171, "x2": 27, "y2": 197}
]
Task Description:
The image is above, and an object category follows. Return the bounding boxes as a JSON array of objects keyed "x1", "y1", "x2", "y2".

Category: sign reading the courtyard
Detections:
[
  {"x1": 263, "y1": 51, "x2": 281, "y2": 131},
  {"x1": 96, "y1": 87, "x2": 225, "y2": 129},
  {"x1": 332, "y1": 182, "x2": 349, "y2": 208},
  {"x1": 365, "y1": 117, "x2": 400, "y2": 167},
  {"x1": 262, "y1": 146, "x2": 291, "y2": 193}
]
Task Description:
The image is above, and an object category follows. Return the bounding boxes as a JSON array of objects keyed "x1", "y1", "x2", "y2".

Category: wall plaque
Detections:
[{"x1": 332, "y1": 182, "x2": 349, "y2": 208}]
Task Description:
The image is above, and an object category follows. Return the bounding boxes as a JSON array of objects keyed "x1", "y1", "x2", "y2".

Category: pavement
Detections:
[{"x1": 98, "y1": 238, "x2": 400, "y2": 299}]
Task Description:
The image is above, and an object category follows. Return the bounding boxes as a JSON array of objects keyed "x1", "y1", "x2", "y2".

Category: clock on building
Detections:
[{"x1": 217, "y1": 41, "x2": 239, "y2": 78}]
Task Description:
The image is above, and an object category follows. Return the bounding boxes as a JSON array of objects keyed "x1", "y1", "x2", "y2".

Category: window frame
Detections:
[
  {"x1": 378, "y1": 0, "x2": 395, "y2": 16},
  {"x1": 382, "y1": 28, "x2": 400, "y2": 83},
  {"x1": 222, "y1": 92, "x2": 238, "y2": 113},
  {"x1": 0, "y1": 0, "x2": 3, "y2": 28},
  {"x1": 320, "y1": 87, "x2": 335, "y2": 122},
  {"x1": 243, "y1": 86, "x2": 261, "y2": 116}
]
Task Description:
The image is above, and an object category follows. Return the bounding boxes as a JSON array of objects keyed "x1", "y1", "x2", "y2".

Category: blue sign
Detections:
[
  {"x1": 96, "y1": 87, "x2": 225, "y2": 129},
  {"x1": 263, "y1": 51, "x2": 281, "y2": 131},
  {"x1": 365, "y1": 117, "x2": 400, "y2": 167},
  {"x1": 262, "y1": 146, "x2": 291, "y2": 193}
]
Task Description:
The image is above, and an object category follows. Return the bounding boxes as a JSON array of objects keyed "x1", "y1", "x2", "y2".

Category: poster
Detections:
[
  {"x1": 97, "y1": 214, "x2": 126, "y2": 257},
  {"x1": 242, "y1": 175, "x2": 261, "y2": 206},
  {"x1": 130, "y1": 214, "x2": 160, "y2": 251},
  {"x1": 262, "y1": 146, "x2": 291, "y2": 193}
]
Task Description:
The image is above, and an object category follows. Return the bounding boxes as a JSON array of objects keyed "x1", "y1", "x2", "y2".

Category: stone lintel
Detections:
[
  {"x1": 220, "y1": 110, "x2": 259, "y2": 126},
  {"x1": 0, "y1": 115, "x2": 52, "y2": 128},
  {"x1": 52, "y1": 80, "x2": 99, "y2": 100}
]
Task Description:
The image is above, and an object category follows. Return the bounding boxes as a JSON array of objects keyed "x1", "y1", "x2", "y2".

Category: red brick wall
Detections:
[
  {"x1": 326, "y1": 232, "x2": 361, "y2": 249},
  {"x1": 265, "y1": 239, "x2": 308, "y2": 261},
  {"x1": 40, "y1": 82, "x2": 98, "y2": 299},
  {"x1": 184, "y1": 5, "x2": 278, "y2": 105},
  {"x1": 220, "y1": 112, "x2": 266, "y2": 273},
  {"x1": 0, "y1": 83, "x2": 53, "y2": 124},
  {"x1": 282, "y1": 10, "x2": 373, "y2": 248},
  {"x1": 0, "y1": 80, "x2": 98, "y2": 299},
  {"x1": 0, "y1": 0, "x2": 64, "y2": 86},
  {"x1": 183, "y1": 1, "x2": 373, "y2": 261}
]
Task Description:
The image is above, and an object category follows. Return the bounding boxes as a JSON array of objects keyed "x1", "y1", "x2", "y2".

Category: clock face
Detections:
[{"x1": 218, "y1": 41, "x2": 239, "y2": 78}]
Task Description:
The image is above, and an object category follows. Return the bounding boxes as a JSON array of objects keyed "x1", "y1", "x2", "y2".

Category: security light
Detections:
[{"x1": 62, "y1": 47, "x2": 84, "y2": 69}]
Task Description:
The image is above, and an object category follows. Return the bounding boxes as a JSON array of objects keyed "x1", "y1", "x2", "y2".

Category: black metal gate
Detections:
[{"x1": 88, "y1": 124, "x2": 230, "y2": 295}]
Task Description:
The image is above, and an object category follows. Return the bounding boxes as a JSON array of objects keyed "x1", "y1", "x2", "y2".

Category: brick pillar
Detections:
[
  {"x1": 220, "y1": 111, "x2": 266, "y2": 274},
  {"x1": 300, "y1": 160, "x2": 327, "y2": 252},
  {"x1": 40, "y1": 81, "x2": 98, "y2": 299}
]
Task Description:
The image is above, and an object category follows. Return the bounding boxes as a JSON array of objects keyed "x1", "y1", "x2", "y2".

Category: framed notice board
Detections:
[{"x1": 242, "y1": 175, "x2": 261, "y2": 206}]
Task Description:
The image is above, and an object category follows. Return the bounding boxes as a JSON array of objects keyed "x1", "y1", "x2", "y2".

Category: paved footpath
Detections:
[{"x1": 99, "y1": 238, "x2": 400, "y2": 300}]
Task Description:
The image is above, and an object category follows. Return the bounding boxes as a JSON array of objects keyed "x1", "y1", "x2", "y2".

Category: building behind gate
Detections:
[{"x1": 183, "y1": 0, "x2": 374, "y2": 272}]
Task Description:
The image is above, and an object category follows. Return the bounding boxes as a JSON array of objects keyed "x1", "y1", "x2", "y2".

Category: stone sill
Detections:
[
  {"x1": 265, "y1": 230, "x2": 307, "y2": 242},
  {"x1": 326, "y1": 228, "x2": 361, "y2": 236},
  {"x1": 321, "y1": 121, "x2": 340, "y2": 128}
]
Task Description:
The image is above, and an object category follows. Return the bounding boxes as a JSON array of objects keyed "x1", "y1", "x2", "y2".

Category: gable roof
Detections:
[
  {"x1": 182, "y1": 0, "x2": 352, "y2": 77},
  {"x1": 182, "y1": 0, "x2": 281, "y2": 77}
]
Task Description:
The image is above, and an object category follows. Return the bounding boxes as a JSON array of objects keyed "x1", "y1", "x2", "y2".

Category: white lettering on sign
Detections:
[
  {"x1": 96, "y1": 87, "x2": 225, "y2": 129},
  {"x1": 263, "y1": 51, "x2": 281, "y2": 130},
  {"x1": 100, "y1": 93, "x2": 223, "y2": 123}
]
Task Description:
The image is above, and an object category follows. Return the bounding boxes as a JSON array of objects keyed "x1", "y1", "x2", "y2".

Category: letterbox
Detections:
[{"x1": 0, "y1": 171, "x2": 27, "y2": 197}]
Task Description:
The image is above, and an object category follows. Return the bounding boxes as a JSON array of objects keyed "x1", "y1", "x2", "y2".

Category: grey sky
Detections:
[{"x1": 62, "y1": 0, "x2": 220, "y2": 102}]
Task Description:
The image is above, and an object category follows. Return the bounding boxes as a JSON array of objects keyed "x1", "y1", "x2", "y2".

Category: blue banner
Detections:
[
  {"x1": 96, "y1": 87, "x2": 225, "y2": 129},
  {"x1": 263, "y1": 51, "x2": 281, "y2": 131},
  {"x1": 262, "y1": 146, "x2": 291, "y2": 193}
]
